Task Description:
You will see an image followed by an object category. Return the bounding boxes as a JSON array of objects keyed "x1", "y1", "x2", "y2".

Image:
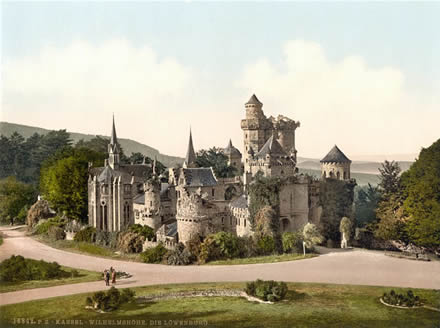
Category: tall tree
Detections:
[
  {"x1": 40, "y1": 148, "x2": 105, "y2": 222},
  {"x1": 354, "y1": 184, "x2": 381, "y2": 227},
  {"x1": 401, "y1": 139, "x2": 440, "y2": 248},
  {"x1": 378, "y1": 160, "x2": 401, "y2": 196},
  {"x1": 0, "y1": 177, "x2": 36, "y2": 223}
]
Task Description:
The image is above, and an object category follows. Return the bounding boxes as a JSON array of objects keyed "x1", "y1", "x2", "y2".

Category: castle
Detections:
[{"x1": 88, "y1": 95, "x2": 353, "y2": 247}]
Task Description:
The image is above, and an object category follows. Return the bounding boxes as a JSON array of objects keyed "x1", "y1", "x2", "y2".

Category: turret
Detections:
[
  {"x1": 223, "y1": 139, "x2": 242, "y2": 175},
  {"x1": 320, "y1": 145, "x2": 351, "y2": 181},
  {"x1": 241, "y1": 94, "x2": 272, "y2": 173}
]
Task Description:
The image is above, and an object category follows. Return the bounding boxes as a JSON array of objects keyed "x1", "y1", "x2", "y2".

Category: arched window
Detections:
[
  {"x1": 343, "y1": 172, "x2": 347, "y2": 180},
  {"x1": 337, "y1": 172, "x2": 340, "y2": 180}
]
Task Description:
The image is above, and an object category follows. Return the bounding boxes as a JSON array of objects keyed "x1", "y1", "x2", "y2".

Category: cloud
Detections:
[{"x1": 237, "y1": 40, "x2": 439, "y2": 157}]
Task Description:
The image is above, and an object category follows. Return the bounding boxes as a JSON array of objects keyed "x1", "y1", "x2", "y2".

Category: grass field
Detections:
[
  {"x1": 1, "y1": 282, "x2": 439, "y2": 328},
  {"x1": 206, "y1": 253, "x2": 317, "y2": 265},
  {"x1": 33, "y1": 235, "x2": 141, "y2": 262},
  {"x1": 0, "y1": 266, "x2": 102, "y2": 293}
]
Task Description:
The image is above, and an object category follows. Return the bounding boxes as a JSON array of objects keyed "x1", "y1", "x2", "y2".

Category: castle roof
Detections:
[
  {"x1": 245, "y1": 94, "x2": 263, "y2": 106},
  {"x1": 91, "y1": 164, "x2": 151, "y2": 183},
  {"x1": 255, "y1": 134, "x2": 287, "y2": 158},
  {"x1": 182, "y1": 167, "x2": 217, "y2": 187},
  {"x1": 230, "y1": 194, "x2": 248, "y2": 209},
  {"x1": 108, "y1": 114, "x2": 120, "y2": 153},
  {"x1": 320, "y1": 145, "x2": 351, "y2": 163},
  {"x1": 223, "y1": 139, "x2": 242, "y2": 157},
  {"x1": 183, "y1": 129, "x2": 197, "y2": 168}
]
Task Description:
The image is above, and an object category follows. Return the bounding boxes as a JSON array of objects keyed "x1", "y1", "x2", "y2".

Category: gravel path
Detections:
[{"x1": 0, "y1": 226, "x2": 439, "y2": 306}]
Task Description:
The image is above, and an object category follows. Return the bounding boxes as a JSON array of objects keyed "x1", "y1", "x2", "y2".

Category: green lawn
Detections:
[
  {"x1": 1, "y1": 282, "x2": 439, "y2": 327},
  {"x1": 206, "y1": 253, "x2": 317, "y2": 265},
  {"x1": 33, "y1": 235, "x2": 141, "y2": 262},
  {"x1": 0, "y1": 266, "x2": 102, "y2": 293}
]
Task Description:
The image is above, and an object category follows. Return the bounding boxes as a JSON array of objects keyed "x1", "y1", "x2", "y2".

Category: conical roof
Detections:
[
  {"x1": 183, "y1": 129, "x2": 197, "y2": 168},
  {"x1": 320, "y1": 145, "x2": 351, "y2": 163},
  {"x1": 223, "y1": 139, "x2": 241, "y2": 156},
  {"x1": 245, "y1": 94, "x2": 263, "y2": 106},
  {"x1": 256, "y1": 134, "x2": 286, "y2": 158},
  {"x1": 110, "y1": 114, "x2": 117, "y2": 145}
]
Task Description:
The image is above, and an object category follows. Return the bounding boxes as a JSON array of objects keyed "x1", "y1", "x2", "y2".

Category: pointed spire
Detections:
[
  {"x1": 227, "y1": 139, "x2": 233, "y2": 148},
  {"x1": 183, "y1": 128, "x2": 197, "y2": 168},
  {"x1": 110, "y1": 113, "x2": 117, "y2": 146}
]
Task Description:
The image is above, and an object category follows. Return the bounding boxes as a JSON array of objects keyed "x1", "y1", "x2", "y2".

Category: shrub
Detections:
[
  {"x1": 89, "y1": 287, "x2": 135, "y2": 311},
  {"x1": 26, "y1": 199, "x2": 54, "y2": 227},
  {"x1": 245, "y1": 279, "x2": 288, "y2": 302},
  {"x1": 129, "y1": 224, "x2": 155, "y2": 241},
  {"x1": 74, "y1": 226, "x2": 96, "y2": 243},
  {"x1": 48, "y1": 225, "x2": 66, "y2": 241},
  {"x1": 185, "y1": 235, "x2": 203, "y2": 259},
  {"x1": 382, "y1": 289, "x2": 422, "y2": 307},
  {"x1": 282, "y1": 231, "x2": 303, "y2": 253},
  {"x1": 213, "y1": 232, "x2": 242, "y2": 259},
  {"x1": 256, "y1": 235, "x2": 276, "y2": 255},
  {"x1": 165, "y1": 243, "x2": 195, "y2": 265},
  {"x1": 116, "y1": 231, "x2": 145, "y2": 253},
  {"x1": 239, "y1": 236, "x2": 258, "y2": 258},
  {"x1": 198, "y1": 235, "x2": 223, "y2": 264},
  {"x1": 71, "y1": 269, "x2": 80, "y2": 278},
  {"x1": 0, "y1": 255, "x2": 65, "y2": 282},
  {"x1": 95, "y1": 231, "x2": 119, "y2": 249},
  {"x1": 140, "y1": 244, "x2": 168, "y2": 263},
  {"x1": 34, "y1": 216, "x2": 66, "y2": 235},
  {"x1": 303, "y1": 223, "x2": 324, "y2": 249}
]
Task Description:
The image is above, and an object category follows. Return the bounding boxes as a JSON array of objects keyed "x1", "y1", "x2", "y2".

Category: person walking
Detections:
[
  {"x1": 104, "y1": 269, "x2": 110, "y2": 286},
  {"x1": 111, "y1": 267, "x2": 116, "y2": 285}
]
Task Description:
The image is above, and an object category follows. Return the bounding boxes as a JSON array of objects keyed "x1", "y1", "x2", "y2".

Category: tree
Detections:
[
  {"x1": 40, "y1": 147, "x2": 105, "y2": 222},
  {"x1": 319, "y1": 179, "x2": 356, "y2": 242},
  {"x1": 378, "y1": 160, "x2": 401, "y2": 197},
  {"x1": 0, "y1": 177, "x2": 36, "y2": 224},
  {"x1": 303, "y1": 223, "x2": 323, "y2": 249},
  {"x1": 401, "y1": 139, "x2": 440, "y2": 248},
  {"x1": 354, "y1": 184, "x2": 381, "y2": 227},
  {"x1": 196, "y1": 148, "x2": 236, "y2": 178}
]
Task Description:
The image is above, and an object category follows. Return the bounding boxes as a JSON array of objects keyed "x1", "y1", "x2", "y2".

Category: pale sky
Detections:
[{"x1": 1, "y1": 2, "x2": 439, "y2": 160}]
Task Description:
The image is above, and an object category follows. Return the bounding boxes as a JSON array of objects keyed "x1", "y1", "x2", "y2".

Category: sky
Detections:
[{"x1": 1, "y1": 2, "x2": 439, "y2": 160}]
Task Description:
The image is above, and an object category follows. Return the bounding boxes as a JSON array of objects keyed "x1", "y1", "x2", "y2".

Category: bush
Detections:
[
  {"x1": 185, "y1": 235, "x2": 203, "y2": 259},
  {"x1": 47, "y1": 225, "x2": 66, "y2": 241},
  {"x1": 89, "y1": 287, "x2": 135, "y2": 311},
  {"x1": 282, "y1": 232, "x2": 303, "y2": 253},
  {"x1": 116, "y1": 231, "x2": 145, "y2": 253},
  {"x1": 0, "y1": 255, "x2": 65, "y2": 282},
  {"x1": 256, "y1": 235, "x2": 276, "y2": 255},
  {"x1": 239, "y1": 236, "x2": 258, "y2": 258},
  {"x1": 95, "y1": 231, "x2": 119, "y2": 249},
  {"x1": 129, "y1": 224, "x2": 155, "y2": 241},
  {"x1": 74, "y1": 226, "x2": 96, "y2": 243},
  {"x1": 165, "y1": 243, "x2": 195, "y2": 265},
  {"x1": 198, "y1": 235, "x2": 223, "y2": 264},
  {"x1": 34, "y1": 216, "x2": 66, "y2": 235},
  {"x1": 245, "y1": 279, "x2": 288, "y2": 302},
  {"x1": 140, "y1": 244, "x2": 168, "y2": 263},
  {"x1": 382, "y1": 289, "x2": 422, "y2": 307},
  {"x1": 26, "y1": 199, "x2": 53, "y2": 227},
  {"x1": 303, "y1": 223, "x2": 324, "y2": 249}
]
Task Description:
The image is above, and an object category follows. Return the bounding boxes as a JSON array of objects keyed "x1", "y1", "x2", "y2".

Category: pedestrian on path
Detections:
[
  {"x1": 104, "y1": 269, "x2": 110, "y2": 286},
  {"x1": 111, "y1": 267, "x2": 116, "y2": 285}
]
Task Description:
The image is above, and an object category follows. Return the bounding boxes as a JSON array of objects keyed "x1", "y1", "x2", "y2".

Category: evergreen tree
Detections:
[{"x1": 196, "y1": 148, "x2": 236, "y2": 178}]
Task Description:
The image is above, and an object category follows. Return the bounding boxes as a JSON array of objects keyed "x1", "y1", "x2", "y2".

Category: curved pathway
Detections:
[{"x1": 0, "y1": 226, "x2": 439, "y2": 306}]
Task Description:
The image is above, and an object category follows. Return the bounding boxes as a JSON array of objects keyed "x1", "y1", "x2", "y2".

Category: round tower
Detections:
[
  {"x1": 320, "y1": 145, "x2": 351, "y2": 181},
  {"x1": 143, "y1": 178, "x2": 162, "y2": 230}
]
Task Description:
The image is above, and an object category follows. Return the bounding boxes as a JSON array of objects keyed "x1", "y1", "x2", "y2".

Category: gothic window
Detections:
[
  {"x1": 212, "y1": 189, "x2": 215, "y2": 197},
  {"x1": 244, "y1": 219, "x2": 246, "y2": 228},
  {"x1": 343, "y1": 172, "x2": 347, "y2": 180},
  {"x1": 337, "y1": 172, "x2": 340, "y2": 180},
  {"x1": 123, "y1": 202, "x2": 130, "y2": 224},
  {"x1": 124, "y1": 184, "x2": 132, "y2": 194},
  {"x1": 101, "y1": 184, "x2": 108, "y2": 194}
]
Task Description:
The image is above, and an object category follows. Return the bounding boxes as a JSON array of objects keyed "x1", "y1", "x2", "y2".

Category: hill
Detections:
[{"x1": 0, "y1": 122, "x2": 183, "y2": 168}]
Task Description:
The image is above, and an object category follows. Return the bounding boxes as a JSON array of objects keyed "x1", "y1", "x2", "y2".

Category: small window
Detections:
[{"x1": 212, "y1": 189, "x2": 215, "y2": 197}]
